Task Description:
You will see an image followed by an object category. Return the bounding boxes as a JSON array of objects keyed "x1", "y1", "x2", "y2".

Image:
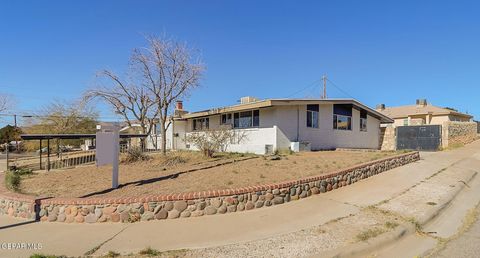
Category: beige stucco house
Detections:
[
  {"x1": 376, "y1": 99, "x2": 476, "y2": 151},
  {"x1": 376, "y1": 99, "x2": 472, "y2": 127},
  {"x1": 147, "y1": 97, "x2": 393, "y2": 154}
]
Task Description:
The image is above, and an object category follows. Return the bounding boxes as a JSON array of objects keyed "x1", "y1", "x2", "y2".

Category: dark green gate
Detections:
[{"x1": 396, "y1": 125, "x2": 442, "y2": 151}]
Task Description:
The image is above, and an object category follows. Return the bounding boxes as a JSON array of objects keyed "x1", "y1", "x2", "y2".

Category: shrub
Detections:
[
  {"x1": 185, "y1": 126, "x2": 247, "y2": 158},
  {"x1": 104, "y1": 251, "x2": 120, "y2": 257},
  {"x1": 139, "y1": 247, "x2": 161, "y2": 256},
  {"x1": 5, "y1": 171, "x2": 21, "y2": 191},
  {"x1": 122, "y1": 147, "x2": 151, "y2": 163},
  {"x1": 14, "y1": 168, "x2": 33, "y2": 176},
  {"x1": 162, "y1": 154, "x2": 187, "y2": 167}
]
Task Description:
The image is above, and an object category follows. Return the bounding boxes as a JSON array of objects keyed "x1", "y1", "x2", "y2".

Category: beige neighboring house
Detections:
[
  {"x1": 152, "y1": 97, "x2": 393, "y2": 154},
  {"x1": 376, "y1": 99, "x2": 476, "y2": 150},
  {"x1": 376, "y1": 99, "x2": 472, "y2": 126}
]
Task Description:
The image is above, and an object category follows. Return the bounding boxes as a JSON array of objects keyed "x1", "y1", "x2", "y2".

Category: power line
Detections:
[
  {"x1": 326, "y1": 78, "x2": 356, "y2": 99},
  {"x1": 0, "y1": 113, "x2": 120, "y2": 120},
  {"x1": 285, "y1": 79, "x2": 322, "y2": 98}
]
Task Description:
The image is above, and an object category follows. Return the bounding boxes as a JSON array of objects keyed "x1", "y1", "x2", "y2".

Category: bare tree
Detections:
[
  {"x1": 36, "y1": 100, "x2": 98, "y2": 134},
  {"x1": 23, "y1": 100, "x2": 98, "y2": 151},
  {"x1": 84, "y1": 68, "x2": 159, "y2": 149},
  {"x1": 85, "y1": 35, "x2": 203, "y2": 153},
  {"x1": 132, "y1": 36, "x2": 204, "y2": 154},
  {"x1": 0, "y1": 94, "x2": 13, "y2": 113},
  {"x1": 186, "y1": 126, "x2": 247, "y2": 157}
]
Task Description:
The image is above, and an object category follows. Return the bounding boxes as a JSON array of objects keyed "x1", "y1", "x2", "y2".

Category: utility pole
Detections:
[
  {"x1": 322, "y1": 75, "x2": 327, "y2": 99},
  {"x1": 13, "y1": 114, "x2": 18, "y2": 153}
]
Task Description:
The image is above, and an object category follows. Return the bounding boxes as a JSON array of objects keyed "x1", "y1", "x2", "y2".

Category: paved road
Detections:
[
  {"x1": 434, "y1": 211, "x2": 480, "y2": 258},
  {"x1": 0, "y1": 141, "x2": 479, "y2": 257}
]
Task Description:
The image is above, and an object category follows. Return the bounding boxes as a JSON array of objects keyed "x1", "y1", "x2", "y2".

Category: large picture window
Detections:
[
  {"x1": 193, "y1": 117, "x2": 209, "y2": 131},
  {"x1": 233, "y1": 110, "x2": 259, "y2": 128},
  {"x1": 306, "y1": 104, "x2": 319, "y2": 128},
  {"x1": 360, "y1": 110, "x2": 367, "y2": 132},
  {"x1": 333, "y1": 104, "x2": 352, "y2": 130},
  {"x1": 221, "y1": 114, "x2": 232, "y2": 125}
]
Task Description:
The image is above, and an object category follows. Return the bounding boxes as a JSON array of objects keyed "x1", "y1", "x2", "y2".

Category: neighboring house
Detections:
[
  {"x1": 83, "y1": 121, "x2": 149, "y2": 151},
  {"x1": 376, "y1": 99, "x2": 472, "y2": 127},
  {"x1": 376, "y1": 99, "x2": 476, "y2": 151},
  {"x1": 158, "y1": 97, "x2": 392, "y2": 154}
]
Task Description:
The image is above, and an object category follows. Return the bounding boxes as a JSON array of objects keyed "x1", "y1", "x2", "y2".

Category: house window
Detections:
[
  {"x1": 306, "y1": 104, "x2": 319, "y2": 128},
  {"x1": 221, "y1": 114, "x2": 232, "y2": 125},
  {"x1": 360, "y1": 110, "x2": 367, "y2": 132},
  {"x1": 233, "y1": 110, "x2": 260, "y2": 128},
  {"x1": 333, "y1": 104, "x2": 352, "y2": 130},
  {"x1": 193, "y1": 118, "x2": 209, "y2": 131},
  {"x1": 403, "y1": 119, "x2": 408, "y2": 126}
]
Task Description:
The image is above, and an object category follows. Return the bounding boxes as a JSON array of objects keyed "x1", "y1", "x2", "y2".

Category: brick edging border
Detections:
[{"x1": 0, "y1": 151, "x2": 420, "y2": 223}]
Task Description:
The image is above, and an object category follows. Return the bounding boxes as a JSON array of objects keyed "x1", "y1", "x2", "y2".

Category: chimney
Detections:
[
  {"x1": 174, "y1": 100, "x2": 188, "y2": 117},
  {"x1": 175, "y1": 100, "x2": 183, "y2": 110},
  {"x1": 416, "y1": 99, "x2": 427, "y2": 107},
  {"x1": 376, "y1": 104, "x2": 386, "y2": 111}
]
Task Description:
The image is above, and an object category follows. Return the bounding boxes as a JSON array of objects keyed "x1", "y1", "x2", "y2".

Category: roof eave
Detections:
[{"x1": 181, "y1": 100, "x2": 273, "y2": 119}]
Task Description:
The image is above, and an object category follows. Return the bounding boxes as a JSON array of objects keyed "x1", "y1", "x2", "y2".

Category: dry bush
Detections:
[
  {"x1": 162, "y1": 154, "x2": 188, "y2": 167},
  {"x1": 122, "y1": 147, "x2": 151, "y2": 164},
  {"x1": 186, "y1": 126, "x2": 247, "y2": 157}
]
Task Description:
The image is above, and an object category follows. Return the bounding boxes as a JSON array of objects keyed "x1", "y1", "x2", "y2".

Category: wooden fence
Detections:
[{"x1": 9, "y1": 150, "x2": 96, "y2": 171}]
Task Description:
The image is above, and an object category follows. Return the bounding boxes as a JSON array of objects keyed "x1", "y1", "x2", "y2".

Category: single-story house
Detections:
[
  {"x1": 376, "y1": 99, "x2": 476, "y2": 151},
  {"x1": 152, "y1": 97, "x2": 393, "y2": 154},
  {"x1": 376, "y1": 99, "x2": 472, "y2": 127},
  {"x1": 84, "y1": 121, "x2": 152, "y2": 151}
]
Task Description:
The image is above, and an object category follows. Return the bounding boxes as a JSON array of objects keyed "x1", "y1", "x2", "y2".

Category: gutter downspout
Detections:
[
  {"x1": 296, "y1": 105, "x2": 300, "y2": 142},
  {"x1": 171, "y1": 120, "x2": 175, "y2": 150}
]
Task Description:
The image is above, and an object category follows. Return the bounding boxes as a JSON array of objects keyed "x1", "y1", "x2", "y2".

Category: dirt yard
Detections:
[{"x1": 19, "y1": 150, "x2": 398, "y2": 198}]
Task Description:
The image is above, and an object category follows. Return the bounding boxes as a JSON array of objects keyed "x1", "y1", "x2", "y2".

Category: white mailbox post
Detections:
[{"x1": 96, "y1": 124, "x2": 120, "y2": 189}]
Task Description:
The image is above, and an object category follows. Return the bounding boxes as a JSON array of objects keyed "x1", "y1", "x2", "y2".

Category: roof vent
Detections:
[
  {"x1": 240, "y1": 96, "x2": 259, "y2": 104},
  {"x1": 416, "y1": 99, "x2": 428, "y2": 107},
  {"x1": 376, "y1": 104, "x2": 386, "y2": 111}
]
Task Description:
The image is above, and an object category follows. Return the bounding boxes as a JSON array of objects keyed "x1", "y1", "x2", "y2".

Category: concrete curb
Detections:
[
  {"x1": 325, "y1": 167, "x2": 478, "y2": 258},
  {"x1": 417, "y1": 171, "x2": 477, "y2": 226},
  {"x1": 321, "y1": 224, "x2": 414, "y2": 258}
]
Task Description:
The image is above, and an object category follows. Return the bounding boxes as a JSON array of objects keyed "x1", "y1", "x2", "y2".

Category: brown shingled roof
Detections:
[{"x1": 379, "y1": 104, "x2": 472, "y2": 119}]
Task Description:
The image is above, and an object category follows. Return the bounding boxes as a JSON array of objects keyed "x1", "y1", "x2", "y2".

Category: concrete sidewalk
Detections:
[{"x1": 0, "y1": 141, "x2": 479, "y2": 258}]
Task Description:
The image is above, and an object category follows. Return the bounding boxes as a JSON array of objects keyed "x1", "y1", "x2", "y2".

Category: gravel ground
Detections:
[
  {"x1": 99, "y1": 208, "x2": 400, "y2": 258},
  {"x1": 182, "y1": 208, "x2": 400, "y2": 258}
]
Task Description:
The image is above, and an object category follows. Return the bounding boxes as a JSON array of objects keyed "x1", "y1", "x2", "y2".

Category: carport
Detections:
[{"x1": 19, "y1": 133, "x2": 147, "y2": 171}]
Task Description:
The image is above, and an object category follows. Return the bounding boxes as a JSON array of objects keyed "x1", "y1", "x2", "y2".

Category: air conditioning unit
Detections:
[
  {"x1": 240, "y1": 96, "x2": 259, "y2": 104},
  {"x1": 290, "y1": 142, "x2": 311, "y2": 152},
  {"x1": 300, "y1": 142, "x2": 311, "y2": 151}
]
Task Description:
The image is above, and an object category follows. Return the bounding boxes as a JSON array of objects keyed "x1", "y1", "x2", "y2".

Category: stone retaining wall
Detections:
[
  {"x1": 442, "y1": 122, "x2": 478, "y2": 148},
  {"x1": 0, "y1": 176, "x2": 37, "y2": 220},
  {"x1": 0, "y1": 152, "x2": 420, "y2": 223}
]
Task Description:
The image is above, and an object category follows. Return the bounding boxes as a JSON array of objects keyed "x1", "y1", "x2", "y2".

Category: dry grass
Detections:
[
  {"x1": 355, "y1": 227, "x2": 386, "y2": 241},
  {"x1": 19, "y1": 150, "x2": 399, "y2": 198}
]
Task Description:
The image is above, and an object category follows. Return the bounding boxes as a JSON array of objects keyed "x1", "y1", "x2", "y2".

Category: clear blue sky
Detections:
[{"x1": 0, "y1": 0, "x2": 479, "y2": 126}]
